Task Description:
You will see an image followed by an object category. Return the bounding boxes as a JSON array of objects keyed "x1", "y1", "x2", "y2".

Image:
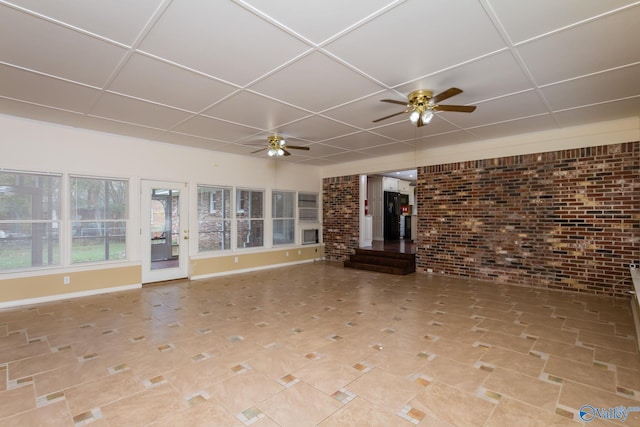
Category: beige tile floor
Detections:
[{"x1": 1, "y1": 261, "x2": 639, "y2": 426}]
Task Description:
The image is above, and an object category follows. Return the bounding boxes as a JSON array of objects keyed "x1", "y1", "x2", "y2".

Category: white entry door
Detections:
[{"x1": 141, "y1": 180, "x2": 189, "y2": 283}]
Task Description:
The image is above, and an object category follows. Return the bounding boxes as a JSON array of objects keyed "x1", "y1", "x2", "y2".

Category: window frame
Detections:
[
  {"x1": 0, "y1": 170, "x2": 62, "y2": 271},
  {"x1": 70, "y1": 175, "x2": 128, "y2": 264},
  {"x1": 272, "y1": 190, "x2": 296, "y2": 246},
  {"x1": 298, "y1": 192, "x2": 319, "y2": 223},
  {"x1": 197, "y1": 185, "x2": 232, "y2": 253},
  {"x1": 235, "y1": 188, "x2": 264, "y2": 249}
]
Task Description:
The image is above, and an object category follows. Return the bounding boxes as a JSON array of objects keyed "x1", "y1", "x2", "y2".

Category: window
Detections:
[
  {"x1": 71, "y1": 176, "x2": 127, "y2": 263},
  {"x1": 197, "y1": 186, "x2": 231, "y2": 252},
  {"x1": 0, "y1": 171, "x2": 61, "y2": 270},
  {"x1": 272, "y1": 190, "x2": 295, "y2": 245},
  {"x1": 298, "y1": 192, "x2": 319, "y2": 222},
  {"x1": 236, "y1": 189, "x2": 263, "y2": 248}
]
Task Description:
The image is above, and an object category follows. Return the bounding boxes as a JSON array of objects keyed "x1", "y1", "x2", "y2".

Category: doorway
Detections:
[{"x1": 141, "y1": 180, "x2": 189, "y2": 283}]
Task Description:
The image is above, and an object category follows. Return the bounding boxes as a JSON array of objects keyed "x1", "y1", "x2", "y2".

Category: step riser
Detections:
[
  {"x1": 344, "y1": 250, "x2": 416, "y2": 275},
  {"x1": 344, "y1": 261, "x2": 413, "y2": 275},
  {"x1": 348, "y1": 255, "x2": 414, "y2": 268},
  {"x1": 354, "y1": 249, "x2": 414, "y2": 261}
]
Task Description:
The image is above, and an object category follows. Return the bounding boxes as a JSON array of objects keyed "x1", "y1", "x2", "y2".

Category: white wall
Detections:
[
  {"x1": 1, "y1": 114, "x2": 322, "y2": 268},
  {"x1": 3, "y1": 114, "x2": 320, "y2": 189}
]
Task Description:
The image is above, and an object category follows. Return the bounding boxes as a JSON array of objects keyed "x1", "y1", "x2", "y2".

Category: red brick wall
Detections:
[
  {"x1": 416, "y1": 141, "x2": 639, "y2": 297},
  {"x1": 323, "y1": 175, "x2": 360, "y2": 261}
]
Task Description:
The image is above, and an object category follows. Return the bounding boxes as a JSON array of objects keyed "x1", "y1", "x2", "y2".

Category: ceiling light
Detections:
[
  {"x1": 409, "y1": 110, "x2": 420, "y2": 124},
  {"x1": 409, "y1": 101, "x2": 434, "y2": 127},
  {"x1": 421, "y1": 110, "x2": 434, "y2": 124}
]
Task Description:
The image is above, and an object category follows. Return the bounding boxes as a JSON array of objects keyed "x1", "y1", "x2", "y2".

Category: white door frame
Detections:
[{"x1": 141, "y1": 180, "x2": 189, "y2": 283}]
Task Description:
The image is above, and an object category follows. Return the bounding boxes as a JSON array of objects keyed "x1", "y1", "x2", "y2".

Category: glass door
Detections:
[{"x1": 141, "y1": 180, "x2": 188, "y2": 283}]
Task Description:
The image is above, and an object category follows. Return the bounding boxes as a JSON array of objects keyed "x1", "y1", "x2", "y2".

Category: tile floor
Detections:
[{"x1": 1, "y1": 261, "x2": 639, "y2": 426}]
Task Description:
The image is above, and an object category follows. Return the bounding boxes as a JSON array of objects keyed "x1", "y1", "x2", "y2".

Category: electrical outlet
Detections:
[
  {"x1": 234, "y1": 256, "x2": 238, "y2": 263},
  {"x1": 63, "y1": 276, "x2": 70, "y2": 284}
]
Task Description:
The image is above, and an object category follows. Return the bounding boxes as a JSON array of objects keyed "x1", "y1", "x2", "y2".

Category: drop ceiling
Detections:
[{"x1": 1, "y1": 0, "x2": 639, "y2": 166}]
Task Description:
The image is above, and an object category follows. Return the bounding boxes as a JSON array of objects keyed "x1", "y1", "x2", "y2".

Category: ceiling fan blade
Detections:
[
  {"x1": 380, "y1": 99, "x2": 408, "y2": 106},
  {"x1": 286, "y1": 145, "x2": 310, "y2": 151},
  {"x1": 250, "y1": 147, "x2": 267, "y2": 154},
  {"x1": 282, "y1": 148, "x2": 292, "y2": 156},
  {"x1": 431, "y1": 87, "x2": 462, "y2": 104},
  {"x1": 434, "y1": 104, "x2": 476, "y2": 113},
  {"x1": 373, "y1": 109, "x2": 409, "y2": 123}
]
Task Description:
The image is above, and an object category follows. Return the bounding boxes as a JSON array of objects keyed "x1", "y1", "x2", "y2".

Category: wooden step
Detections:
[{"x1": 344, "y1": 248, "x2": 415, "y2": 275}]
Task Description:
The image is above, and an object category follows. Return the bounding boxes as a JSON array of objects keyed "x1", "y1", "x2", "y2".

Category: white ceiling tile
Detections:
[
  {"x1": 138, "y1": 1, "x2": 309, "y2": 86},
  {"x1": 372, "y1": 116, "x2": 460, "y2": 140},
  {"x1": 487, "y1": 0, "x2": 638, "y2": 44},
  {"x1": 79, "y1": 116, "x2": 166, "y2": 141},
  {"x1": 468, "y1": 115, "x2": 557, "y2": 140},
  {"x1": 0, "y1": 65, "x2": 101, "y2": 112},
  {"x1": 249, "y1": 52, "x2": 383, "y2": 112},
  {"x1": 109, "y1": 54, "x2": 238, "y2": 112},
  {"x1": 0, "y1": 98, "x2": 86, "y2": 129},
  {"x1": 301, "y1": 142, "x2": 348, "y2": 157},
  {"x1": 172, "y1": 115, "x2": 260, "y2": 142},
  {"x1": 1, "y1": 1, "x2": 638, "y2": 167},
  {"x1": 445, "y1": 90, "x2": 549, "y2": 128},
  {"x1": 323, "y1": 132, "x2": 394, "y2": 151},
  {"x1": 277, "y1": 116, "x2": 359, "y2": 142},
  {"x1": 0, "y1": 6, "x2": 128, "y2": 87},
  {"x1": 202, "y1": 91, "x2": 310, "y2": 129},
  {"x1": 541, "y1": 64, "x2": 640, "y2": 111},
  {"x1": 357, "y1": 142, "x2": 417, "y2": 158},
  {"x1": 322, "y1": 90, "x2": 401, "y2": 129},
  {"x1": 395, "y1": 51, "x2": 534, "y2": 104},
  {"x1": 5, "y1": 0, "x2": 164, "y2": 45},
  {"x1": 553, "y1": 98, "x2": 640, "y2": 128},
  {"x1": 516, "y1": 5, "x2": 640, "y2": 85},
  {"x1": 90, "y1": 93, "x2": 192, "y2": 129},
  {"x1": 324, "y1": 0, "x2": 506, "y2": 86},
  {"x1": 242, "y1": 0, "x2": 396, "y2": 44}
]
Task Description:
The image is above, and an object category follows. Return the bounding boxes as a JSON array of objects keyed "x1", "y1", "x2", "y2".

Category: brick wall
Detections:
[
  {"x1": 323, "y1": 175, "x2": 360, "y2": 261},
  {"x1": 416, "y1": 141, "x2": 639, "y2": 297}
]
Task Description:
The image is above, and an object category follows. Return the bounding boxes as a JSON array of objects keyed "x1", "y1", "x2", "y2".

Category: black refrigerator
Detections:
[{"x1": 384, "y1": 191, "x2": 400, "y2": 240}]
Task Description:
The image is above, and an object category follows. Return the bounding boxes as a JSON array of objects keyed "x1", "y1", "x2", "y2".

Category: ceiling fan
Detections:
[
  {"x1": 251, "y1": 135, "x2": 310, "y2": 157},
  {"x1": 373, "y1": 88, "x2": 476, "y2": 127}
]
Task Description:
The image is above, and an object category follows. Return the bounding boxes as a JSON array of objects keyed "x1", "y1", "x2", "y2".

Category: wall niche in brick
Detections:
[
  {"x1": 323, "y1": 175, "x2": 360, "y2": 261},
  {"x1": 416, "y1": 141, "x2": 639, "y2": 297}
]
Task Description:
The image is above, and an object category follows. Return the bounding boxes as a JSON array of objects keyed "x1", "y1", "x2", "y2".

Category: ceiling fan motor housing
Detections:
[{"x1": 408, "y1": 89, "x2": 433, "y2": 107}]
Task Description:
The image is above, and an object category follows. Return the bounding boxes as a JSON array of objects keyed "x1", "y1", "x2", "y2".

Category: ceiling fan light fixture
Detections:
[
  {"x1": 409, "y1": 110, "x2": 420, "y2": 124},
  {"x1": 421, "y1": 109, "x2": 434, "y2": 124},
  {"x1": 374, "y1": 88, "x2": 475, "y2": 127},
  {"x1": 252, "y1": 134, "x2": 310, "y2": 157}
]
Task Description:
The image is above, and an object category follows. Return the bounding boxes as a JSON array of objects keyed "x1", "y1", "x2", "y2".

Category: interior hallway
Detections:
[{"x1": 1, "y1": 261, "x2": 638, "y2": 426}]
